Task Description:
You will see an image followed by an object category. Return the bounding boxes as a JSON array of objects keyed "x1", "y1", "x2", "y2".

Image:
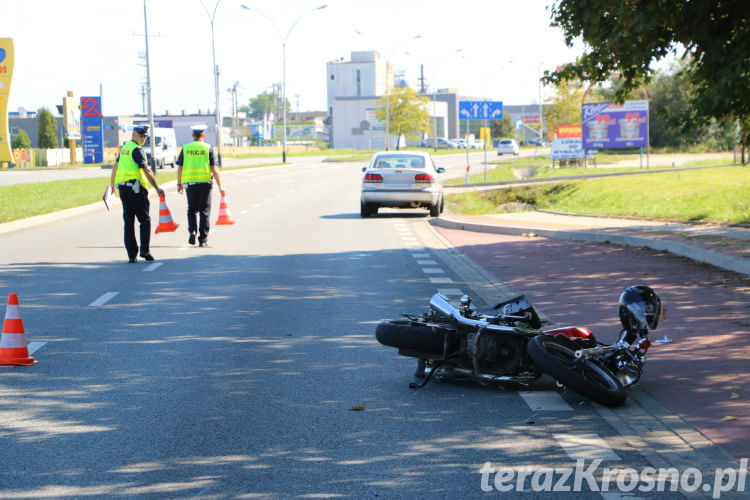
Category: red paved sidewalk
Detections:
[{"x1": 434, "y1": 225, "x2": 750, "y2": 461}]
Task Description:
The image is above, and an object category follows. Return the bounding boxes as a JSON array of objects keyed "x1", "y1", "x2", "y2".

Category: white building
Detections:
[
  {"x1": 331, "y1": 96, "x2": 447, "y2": 150},
  {"x1": 326, "y1": 51, "x2": 389, "y2": 119}
]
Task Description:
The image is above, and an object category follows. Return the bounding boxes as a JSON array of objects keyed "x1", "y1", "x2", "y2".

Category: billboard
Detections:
[
  {"x1": 582, "y1": 100, "x2": 648, "y2": 149},
  {"x1": 80, "y1": 96, "x2": 103, "y2": 164},
  {"x1": 557, "y1": 125, "x2": 582, "y2": 139},
  {"x1": 0, "y1": 38, "x2": 14, "y2": 162}
]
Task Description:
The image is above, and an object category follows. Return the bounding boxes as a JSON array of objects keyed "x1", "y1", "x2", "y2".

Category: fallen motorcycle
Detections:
[{"x1": 375, "y1": 285, "x2": 664, "y2": 407}]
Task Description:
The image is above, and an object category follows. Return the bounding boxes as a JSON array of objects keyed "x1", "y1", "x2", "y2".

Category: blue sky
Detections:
[{"x1": 5, "y1": 0, "x2": 584, "y2": 116}]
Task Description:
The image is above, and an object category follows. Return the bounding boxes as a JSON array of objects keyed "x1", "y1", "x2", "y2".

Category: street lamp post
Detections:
[
  {"x1": 142, "y1": 0, "x2": 156, "y2": 168},
  {"x1": 241, "y1": 4, "x2": 327, "y2": 163},
  {"x1": 384, "y1": 35, "x2": 420, "y2": 151},
  {"x1": 202, "y1": 0, "x2": 222, "y2": 161}
]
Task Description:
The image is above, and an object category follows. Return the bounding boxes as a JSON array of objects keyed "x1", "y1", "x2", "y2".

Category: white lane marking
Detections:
[
  {"x1": 178, "y1": 247, "x2": 187, "y2": 251},
  {"x1": 253, "y1": 203, "x2": 261, "y2": 208},
  {"x1": 520, "y1": 391, "x2": 573, "y2": 412},
  {"x1": 553, "y1": 433, "x2": 621, "y2": 461},
  {"x1": 239, "y1": 209, "x2": 248, "y2": 215},
  {"x1": 437, "y1": 288, "x2": 463, "y2": 296},
  {"x1": 143, "y1": 263, "x2": 163, "y2": 272},
  {"x1": 265, "y1": 198, "x2": 273, "y2": 202},
  {"x1": 412, "y1": 253, "x2": 430, "y2": 258},
  {"x1": 408, "y1": 247, "x2": 426, "y2": 252},
  {"x1": 28, "y1": 342, "x2": 47, "y2": 356},
  {"x1": 422, "y1": 268, "x2": 444, "y2": 274},
  {"x1": 89, "y1": 292, "x2": 119, "y2": 307},
  {"x1": 417, "y1": 260, "x2": 437, "y2": 265},
  {"x1": 404, "y1": 242, "x2": 422, "y2": 247},
  {"x1": 430, "y1": 277, "x2": 453, "y2": 283}
]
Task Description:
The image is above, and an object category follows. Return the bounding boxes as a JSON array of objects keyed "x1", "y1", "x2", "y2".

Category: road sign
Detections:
[
  {"x1": 515, "y1": 116, "x2": 523, "y2": 130},
  {"x1": 459, "y1": 100, "x2": 503, "y2": 120}
]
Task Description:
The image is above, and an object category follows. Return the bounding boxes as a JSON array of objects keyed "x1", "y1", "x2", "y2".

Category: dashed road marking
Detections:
[
  {"x1": 553, "y1": 433, "x2": 621, "y2": 461},
  {"x1": 27, "y1": 342, "x2": 47, "y2": 356},
  {"x1": 422, "y1": 268, "x2": 444, "y2": 274},
  {"x1": 412, "y1": 253, "x2": 430, "y2": 258},
  {"x1": 417, "y1": 260, "x2": 437, "y2": 265},
  {"x1": 89, "y1": 292, "x2": 119, "y2": 307},
  {"x1": 143, "y1": 263, "x2": 162, "y2": 272},
  {"x1": 437, "y1": 288, "x2": 463, "y2": 297},
  {"x1": 429, "y1": 277, "x2": 453, "y2": 284},
  {"x1": 520, "y1": 391, "x2": 573, "y2": 412}
]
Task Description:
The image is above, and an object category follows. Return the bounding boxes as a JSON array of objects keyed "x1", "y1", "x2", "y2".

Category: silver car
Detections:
[{"x1": 360, "y1": 151, "x2": 445, "y2": 217}]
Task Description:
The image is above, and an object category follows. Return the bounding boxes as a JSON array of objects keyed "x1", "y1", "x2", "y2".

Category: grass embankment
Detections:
[
  {"x1": 0, "y1": 162, "x2": 280, "y2": 224},
  {"x1": 446, "y1": 166, "x2": 750, "y2": 224}
]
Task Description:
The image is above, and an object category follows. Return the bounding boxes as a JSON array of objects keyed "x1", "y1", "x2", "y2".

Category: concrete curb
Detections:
[{"x1": 431, "y1": 216, "x2": 750, "y2": 277}]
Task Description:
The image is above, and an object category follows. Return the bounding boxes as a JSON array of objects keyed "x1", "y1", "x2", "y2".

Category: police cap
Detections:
[
  {"x1": 133, "y1": 125, "x2": 150, "y2": 136},
  {"x1": 191, "y1": 124, "x2": 208, "y2": 134}
]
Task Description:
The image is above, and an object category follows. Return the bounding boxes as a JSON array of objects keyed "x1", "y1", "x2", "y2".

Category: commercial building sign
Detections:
[
  {"x1": 582, "y1": 100, "x2": 648, "y2": 149},
  {"x1": 80, "y1": 96, "x2": 103, "y2": 164},
  {"x1": 0, "y1": 38, "x2": 14, "y2": 162}
]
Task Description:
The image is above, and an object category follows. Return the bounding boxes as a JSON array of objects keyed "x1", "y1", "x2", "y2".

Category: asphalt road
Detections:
[{"x1": 0, "y1": 156, "x2": 711, "y2": 499}]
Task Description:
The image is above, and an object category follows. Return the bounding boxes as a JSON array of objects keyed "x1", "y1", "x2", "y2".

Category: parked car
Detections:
[
  {"x1": 452, "y1": 138, "x2": 467, "y2": 149},
  {"x1": 470, "y1": 140, "x2": 486, "y2": 149},
  {"x1": 360, "y1": 151, "x2": 445, "y2": 217},
  {"x1": 432, "y1": 137, "x2": 458, "y2": 149},
  {"x1": 497, "y1": 138, "x2": 520, "y2": 156}
]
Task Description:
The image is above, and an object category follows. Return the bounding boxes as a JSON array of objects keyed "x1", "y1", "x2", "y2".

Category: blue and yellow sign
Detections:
[{"x1": 0, "y1": 38, "x2": 14, "y2": 163}]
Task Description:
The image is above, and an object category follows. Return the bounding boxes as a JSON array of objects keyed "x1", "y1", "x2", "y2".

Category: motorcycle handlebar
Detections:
[{"x1": 430, "y1": 294, "x2": 515, "y2": 333}]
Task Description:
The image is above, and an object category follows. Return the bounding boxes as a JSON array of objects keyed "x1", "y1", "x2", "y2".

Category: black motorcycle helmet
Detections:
[{"x1": 619, "y1": 285, "x2": 662, "y2": 335}]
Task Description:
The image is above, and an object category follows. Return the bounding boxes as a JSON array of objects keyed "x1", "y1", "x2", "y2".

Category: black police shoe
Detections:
[
  {"x1": 199, "y1": 241, "x2": 209, "y2": 248},
  {"x1": 139, "y1": 253, "x2": 155, "y2": 261},
  {"x1": 129, "y1": 257, "x2": 137, "y2": 263},
  {"x1": 188, "y1": 233, "x2": 196, "y2": 245}
]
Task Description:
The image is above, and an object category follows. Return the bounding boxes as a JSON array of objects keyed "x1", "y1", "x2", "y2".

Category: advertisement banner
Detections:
[
  {"x1": 549, "y1": 138, "x2": 596, "y2": 159},
  {"x1": 80, "y1": 96, "x2": 103, "y2": 164},
  {"x1": 557, "y1": 124, "x2": 582, "y2": 139},
  {"x1": 0, "y1": 38, "x2": 14, "y2": 162},
  {"x1": 582, "y1": 100, "x2": 648, "y2": 149},
  {"x1": 63, "y1": 92, "x2": 81, "y2": 140}
]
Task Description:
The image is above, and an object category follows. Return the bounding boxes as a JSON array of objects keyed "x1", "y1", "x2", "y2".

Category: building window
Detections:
[
  {"x1": 356, "y1": 69, "x2": 361, "y2": 96},
  {"x1": 330, "y1": 74, "x2": 335, "y2": 80}
]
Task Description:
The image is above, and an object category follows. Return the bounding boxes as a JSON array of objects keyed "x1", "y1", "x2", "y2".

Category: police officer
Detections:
[
  {"x1": 176, "y1": 124, "x2": 225, "y2": 247},
  {"x1": 109, "y1": 125, "x2": 165, "y2": 263}
]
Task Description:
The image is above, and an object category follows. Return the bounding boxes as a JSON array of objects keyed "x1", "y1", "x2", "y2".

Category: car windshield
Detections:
[
  {"x1": 500, "y1": 140, "x2": 512, "y2": 145},
  {"x1": 143, "y1": 136, "x2": 163, "y2": 147},
  {"x1": 372, "y1": 155, "x2": 425, "y2": 169}
]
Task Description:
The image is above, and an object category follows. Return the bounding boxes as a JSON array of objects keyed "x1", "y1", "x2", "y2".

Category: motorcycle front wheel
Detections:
[{"x1": 528, "y1": 334, "x2": 626, "y2": 407}]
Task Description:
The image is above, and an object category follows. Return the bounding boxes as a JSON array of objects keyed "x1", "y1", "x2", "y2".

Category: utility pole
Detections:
[{"x1": 143, "y1": 0, "x2": 156, "y2": 169}]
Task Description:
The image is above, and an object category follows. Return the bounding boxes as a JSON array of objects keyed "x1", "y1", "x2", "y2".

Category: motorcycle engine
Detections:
[{"x1": 466, "y1": 332, "x2": 524, "y2": 374}]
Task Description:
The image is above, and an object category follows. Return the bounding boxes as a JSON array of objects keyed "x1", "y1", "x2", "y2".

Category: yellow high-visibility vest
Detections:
[
  {"x1": 181, "y1": 141, "x2": 212, "y2": 183},
  {"x1": 114, "y1": 141, "x2": 151, "y2": 189}
]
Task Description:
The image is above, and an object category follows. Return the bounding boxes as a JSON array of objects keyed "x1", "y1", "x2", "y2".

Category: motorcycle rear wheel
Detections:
[
  {"x1": 528, "y1": 335, "x2": 626, "y2": 407},
  {"x1": 376, "y1": 320, "x2": 453, "y2": 356}
]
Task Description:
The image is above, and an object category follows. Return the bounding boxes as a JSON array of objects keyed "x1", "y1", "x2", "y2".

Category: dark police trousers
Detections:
[
  {"x1": 118, "y1": 183, "x2": 151, "y2": 259},
  {"x1": 186, "y1": 182, "x2": 212, "y2": 244}
]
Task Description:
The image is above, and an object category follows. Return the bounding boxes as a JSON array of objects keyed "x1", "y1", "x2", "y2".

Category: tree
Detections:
[
  {"x1": 37, "y1": 107, "x2": 58, "y2": 148},
  {"x1": 11, "y1": 129, "x2": 31, "y2": 150},
  {"x1": 545, "y1": 79, "x2": 584, "y2": 136},
  {"x1": 546, "y1": 1, "x2": 750, "y2": 141},
  {"x1": 490, "y1": 115, "x2": 515, "y2": 140},
  {"x1": 247, "y1": 89, "x2": 290, "y2": 122},
  {"x1": 375, "y1": 87, "x2": 431, "y2": 150}
]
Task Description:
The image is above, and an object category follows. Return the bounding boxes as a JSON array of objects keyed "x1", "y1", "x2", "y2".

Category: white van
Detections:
[{"x1": 143, "y1": 127, "x2": 178, "y2": 169}]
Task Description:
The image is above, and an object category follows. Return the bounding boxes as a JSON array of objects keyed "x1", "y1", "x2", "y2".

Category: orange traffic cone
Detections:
[
  {"x1": 0, "y1": 293, "x2": 35, "y2": 366},
  {"x1": 155, "y1": 194, "x2": 179, "y2": 233},
  {"x1": 215, "y1": 193, "x2": 235, "y2": 226}
]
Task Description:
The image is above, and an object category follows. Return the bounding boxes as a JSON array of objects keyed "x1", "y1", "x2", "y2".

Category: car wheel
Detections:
[
  {"x1": 429, "y1": 201, "x2": 440, "y2": 217},
  {"x1": 439, "y1": 195, "x2": 445, "y2": 214},
  {"x1": 360, "y1": 201, "x2": 369, "y2": 218}
]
